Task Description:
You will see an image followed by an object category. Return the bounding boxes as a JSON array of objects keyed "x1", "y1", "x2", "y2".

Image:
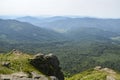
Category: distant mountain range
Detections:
[
  {"x1": 15, "y1": 16, "x2": 120, "y2": 34},
  {"x1": 15, "y1": 16, "x2": 120, "y2": 41},
  {"x1": 16, "y1": 16, "x2": 71, "y2": 33},
  {"x1": 0, "y1": 17, "x2": 119, "y2": 44}
]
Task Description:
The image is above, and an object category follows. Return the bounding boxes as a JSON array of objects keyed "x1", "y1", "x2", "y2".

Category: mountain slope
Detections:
[
  {"x1": 16, "y1": 16, "x2": 70, "y2": 23},
  {"x1": 0, "y1": 19, "x2": 63, "y2": 43},
  {"x1": 66, "y1": 67, "x2": 120, "y2": 80},
  {"x1": 66, "y1": 27, "x2": 118, "y2": 41},
  {"x1": 28, "y1": 17, "x2": 120, "y2": 33}
]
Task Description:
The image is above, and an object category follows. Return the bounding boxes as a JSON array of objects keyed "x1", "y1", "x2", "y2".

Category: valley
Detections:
[{"x1": 0, "y1": 16, "x2": 120, "y2": 79}]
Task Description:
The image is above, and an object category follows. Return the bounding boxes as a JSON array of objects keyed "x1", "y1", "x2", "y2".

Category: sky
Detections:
[{"x1": 0, "y1": 0, "x2": 120, "y2": 18}]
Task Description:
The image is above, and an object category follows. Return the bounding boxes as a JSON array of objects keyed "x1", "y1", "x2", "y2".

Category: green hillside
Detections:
[
  {"x1": 0, "y1": 50, "x2": 64, "y2": 80},
  {"x1": 66, "y1": 67, "x2": 120, "y2": 80},
  {"x1": 27, "y1": 17, "x2": 120, "y2": 34},
  {"x1": 0, "y1": 19, "x2": 63, "y2": 43},
  {"x1": 0, "y1": 50, "x2": 40, "y2": 74}
]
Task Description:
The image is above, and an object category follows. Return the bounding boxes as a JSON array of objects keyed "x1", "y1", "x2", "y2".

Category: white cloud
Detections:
[{"x1": 0, "y1": 0, "x2": 120, "y2": 18}]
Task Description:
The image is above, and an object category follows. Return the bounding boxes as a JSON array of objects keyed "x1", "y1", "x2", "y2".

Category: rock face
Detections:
[{"x1": 30, "y1": 53, "x2": 64, "y2": 80}]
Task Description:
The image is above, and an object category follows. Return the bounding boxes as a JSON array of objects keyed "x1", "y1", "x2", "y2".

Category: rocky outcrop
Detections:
[
  {"x1": 94, "y1": 66, "x2": 117, "y2": 80},
  {"x1": 0, "y1": 72, "x2": 49, "y2": 80},
  {"x1": 0, "y1": 50, "x2": 64, "y2": 80},
  {"x1": 30, "y1": 53, "x2": 64, "y2": 80},
  {"x1": 12, "y1": 49, "x2": 23, "y2": 55}
]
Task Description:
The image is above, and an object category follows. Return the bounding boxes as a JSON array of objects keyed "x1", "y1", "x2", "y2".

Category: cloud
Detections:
[{"x1": 0, "y1": 0, "x2": 120, "y2": 18}]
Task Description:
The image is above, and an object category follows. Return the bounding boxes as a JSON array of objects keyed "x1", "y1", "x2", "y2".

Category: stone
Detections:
[
  {"x1": 50, "y1": 76, "x2": 58, "y2": 80},
  {"x1": 33, "y1": 53, "x2": 44, "y2": 59},
  {"x1": 30, "y1": 53, "x2": 64, "y2": 80},
  {"x1": 106, "y1": 76, "x2": 115, "y2": 80},
  {"x1": 2, "y1": 61, "x2": 10, "y2": 68},
  {"x1": 12, "y1": 72, "x2": 28, "y2": 78},
  {"x1": 94, "y1": 66, "x2": 102, "y2": 70},
  {"x1": 12, "y1": 49, "x2": 23, "y2": 55}
]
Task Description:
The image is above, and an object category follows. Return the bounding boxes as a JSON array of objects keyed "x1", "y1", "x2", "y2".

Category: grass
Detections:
[
  {"x1": 66, "y1": 68, "x2": 120, "y2": 80},
  {"x1": 66, "y1": 69, "x2": 106, "y2": 80},
  {"x1": 0, "y1": 52, "x2": 42, "y2": 75}
]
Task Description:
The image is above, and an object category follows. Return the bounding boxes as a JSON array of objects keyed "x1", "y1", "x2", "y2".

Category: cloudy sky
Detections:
[{"x1": 0, "y1": 0, "x2": 120, "y2": 18}]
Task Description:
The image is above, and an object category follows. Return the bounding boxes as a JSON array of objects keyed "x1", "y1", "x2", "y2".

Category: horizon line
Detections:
[{"x1": 0, "y1": 15, "x2": 120, "y2": 19}]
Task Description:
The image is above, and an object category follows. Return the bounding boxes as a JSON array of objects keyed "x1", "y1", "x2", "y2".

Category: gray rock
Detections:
[
  {"x1": 33, "y1": 53, "x2": 45, "y2": 59},
  {"x1": 30, "y1": 53, "x2": 64, "y2": 80},
  {"x1": 50, "y1": 76, "x2": 58, "y2": 80},
  {"x1": 106, "y1": 76, "x2": 115, "y2": 80},
  {"x1": 44, "y1": 53, "x2": 60, "y2": 68},
  {"x1": 0, "y1": 72, "x2": 49, "y2": 80},
  {"x1": 2, "y1": 61, "x2": 10, "y2": 68}
]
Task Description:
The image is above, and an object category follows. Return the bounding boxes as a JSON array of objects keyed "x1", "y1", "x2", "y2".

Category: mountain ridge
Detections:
[
  {"x1": 0, "y1": 19, "x2": 64, "y2": 43},
  {"x1": 15, "y1": 16, "x2": 120, "y2": 34}
]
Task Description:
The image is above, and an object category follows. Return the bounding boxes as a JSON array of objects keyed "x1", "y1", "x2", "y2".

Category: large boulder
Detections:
[{"x1": 30, "y1": 53, "x2": 64, "y2": 80}]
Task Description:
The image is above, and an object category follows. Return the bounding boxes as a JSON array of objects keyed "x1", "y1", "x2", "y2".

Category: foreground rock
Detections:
[
  {"x1": 30, "y1": 53, "x2": 64, "y2": 80},
  {"x1": 0, "y1": 72, "x2": 49, "y2": 80},
  {"x1": 94, "y1": 66, "x2": 117, "y2": 80},
  {"x1": 106, "y1": 76, "x2": 115, "y2": 80},
  {"x1": 0, "y1": 50, "x2": 64, "y2": 80}
]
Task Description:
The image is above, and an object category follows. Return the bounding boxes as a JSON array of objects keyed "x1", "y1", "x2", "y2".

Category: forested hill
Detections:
[
  {"x1": 0, "y1": 19, "x2": 64, "y2": 43},
  {"x1": 39, "y1": 18, "x2": 120, "y2": 34}
]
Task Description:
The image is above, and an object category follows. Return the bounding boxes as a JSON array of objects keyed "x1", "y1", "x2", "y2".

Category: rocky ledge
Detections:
[{"x1": 0, "y1": 50, "x2": 64, "y2": 80}]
